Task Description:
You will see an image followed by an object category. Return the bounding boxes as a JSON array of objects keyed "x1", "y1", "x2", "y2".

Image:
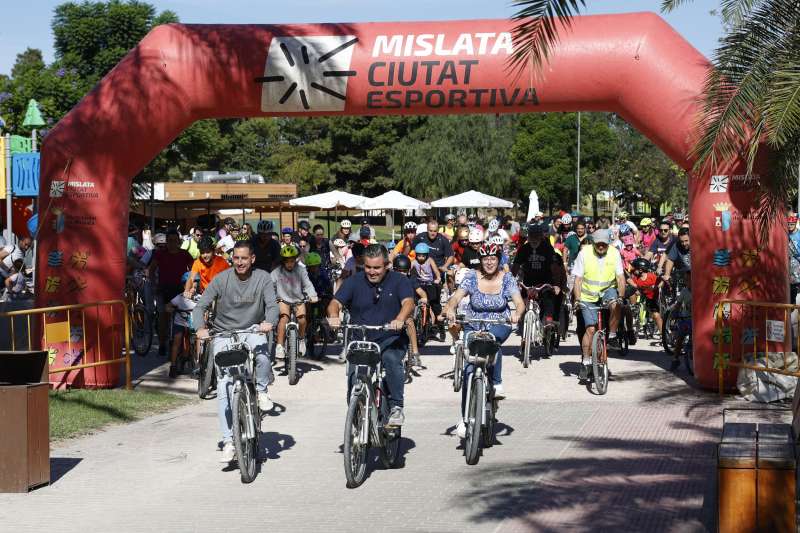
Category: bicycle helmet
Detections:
[
  {"x1": 454, "y1": 267, "x2": 469, "y2": 286},
  {"x1": 617, "y1": 211, "x2": 629, "y2": 219},
  {"x1": 153, "y1": 233, "x2": 167, "y2": 245},
  {"x1": 414, "y1": 243, "x2": 430, "y2": 255},
  {"x1": 281, "y1": 227, "x2": 293, "y2": 235},
  {"x1": 257, "y1": 220, "x2": 273, "y2": 233},
  {"x1": 479, "y1": 242, "x2": 501, "y2": 257},
  {"x1": 305, "y1": 252, "x2": 321, "y2": 266},
  {"x1": 674, "y1": 211, "x2": 686, "y2": 221},
  {"x1": 280, "y1": 244, "x2": 299, "y2": 259},
  {"x1": 332, "y1": 238, "x2": 347, "y2": 248},
  {"x1": 298, "y1": 220, "x2": 310, "y2": 231},
  {"x1": 631, "y1": 258, "x2": 652, "y2": 272},
  {"x1": 560, "y1": 213, "x2": 573, "y2": 225},
  {"x1": 488, "y1": 219, "x2": 500, "y2": 233},
  {"x1": 403, "y1": 221, "x2": 418, "y2": 232},
  {"x1": 489, "y1": 235, "x2": 505, "y2": 246},
  {"x1": 789, "y1": 215, "x2": 799, "y2": 224},
  {"x1": 619, "y1": 223, "x2": 631, "y2": 235},
  {"x1": 445, "y1": 213, "x2": 455, "y2": 221},
  {"x1": 526, "y1": 223, "x2": 546, "y2": 235},
  {"x1": 640, "y1": 217, "x2": 653, "y2": 228},
  {"x1": 468, "y1": 229, "x2": 483, "y2": 243},
  {"x1": 340, "y1": 219, "x2": 352, "y2": 229},
  {"x1": 393, "y1": 254, "x2": 412, "y2": 272}
]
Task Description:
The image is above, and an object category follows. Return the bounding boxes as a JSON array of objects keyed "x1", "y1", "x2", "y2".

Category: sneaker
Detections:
[
  {"x1": 449, "y1": 344, "x2": 456, "y2": 355},
  {"x1": 168, "y1": 364, "x2": 178, "y2": 379},
  {"x1": 670, "y1": 358, "x2": 680, "y2": 371},
  {"x1": 220, "y1": 441, "x2": 235, "y2": 463},
  {"x1": 387, "y1": 406, "x2": 405, "y2": 427},
  {"x1": 299, "y1": 339, "x2": 306, "y2": 356},
  {"x1": 258, "y1": 392, "x2": 273, "y2": 412},
  {"x1": 608, "y1": 337, "x2": 621, "y2": 350},
  {"x1": 275, "y1": 344, "x2": 285, "y2": 360},
  {"x1": 456, "y1": 420, "x2": 466, "y2": 439},
  {"x1": 494, "y1": 384, "x2": 506, "y2": 400},
  {"x1": 578, "y1": 364, "x2": 589, "y2": 381}
]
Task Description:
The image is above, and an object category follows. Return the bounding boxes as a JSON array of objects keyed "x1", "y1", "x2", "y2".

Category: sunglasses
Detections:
[
  {"x1": 660, "y1": 228, "x2": 671, "y2": 232},
  {"x1": 314, "y1": 232, "x2": 325, "y2": 237}
]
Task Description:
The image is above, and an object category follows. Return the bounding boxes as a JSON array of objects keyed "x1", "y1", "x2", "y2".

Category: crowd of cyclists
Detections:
[{"x1": 124, "y1": 209, "x2": 695, "y2": 465}]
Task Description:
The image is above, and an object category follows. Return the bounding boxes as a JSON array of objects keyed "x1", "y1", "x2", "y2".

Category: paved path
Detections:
[{"x1": 1, "y1": 332, "x2": 727, "y2": 532}]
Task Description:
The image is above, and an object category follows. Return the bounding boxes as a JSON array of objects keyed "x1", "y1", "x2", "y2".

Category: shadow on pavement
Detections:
[
  {"x1": 456, "y1": 421, "x2": 718, "y2": 532},
  {"x1": 50, "y1": 457, "x2": 82, "y2": 485},
  {"x1": 260, "y1": 431, "x2": 296, "y2": 460}
]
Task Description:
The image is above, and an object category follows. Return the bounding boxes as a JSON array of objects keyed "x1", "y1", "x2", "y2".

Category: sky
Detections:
[{"x1": 0, "y1": 0, "x2": 723, "y2": 76}]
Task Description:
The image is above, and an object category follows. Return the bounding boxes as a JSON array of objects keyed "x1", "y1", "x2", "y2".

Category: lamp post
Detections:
[{"x1": 576, "y1": 112, "x2": 581, "y2": 214}]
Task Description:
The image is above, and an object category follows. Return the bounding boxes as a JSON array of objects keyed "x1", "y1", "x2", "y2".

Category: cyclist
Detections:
[
  {"x1": 393, "y1": 254, "x2": 425, "y2": 367},
  {"x1": 184, "y1": 237, "x2": 229, "y2": 296},
  {"x1": 389, "y1": 222, "x2": 418, "y2": 261},
  {"x1": 627, "y1": 257, "x2": 663, "y2": 333},
  {"x1": 441, "y1": 213, "x2": 457, "y2": 239},
  {"x1": 150, "y1": 229, "x2": 193, "y2": 357},
  {"x1": 573, "y1": 229, "x2": 626, "y2": 380},
  {"x1": 251, "y1": 220, "x2": 281, "y2": 273},
  {"x1": 357, "y1": 226, "x2": 372, "y2": 246},
  {"x1": 620, "y1": 233, "x2": 641, "y2": 271},
  {"x1": 192, "y1": 241, "x2": 278, "y2": 463},
  {"x1": 411, "y1": 243, "x2": 443, "y2": 325},
  {"x1": 272, "y1": 244, "x2": 318, "y2": 358},
  {"x1": 444, "y1": 242, "x2": 524, "y2": 436},
  {"x1": 306, "y1": 252, "x2": 333, "y2": 306},
  {"x1": 613, "y1": 211, "x2": 638, "y2": 237},
  {"x1": 331, "y1": 238, "x2": 351, "y2": 268},
  {"x1": 645, "y1": 221, "x2": 676, "y2": 273},
  {"x1": 459, "y1": 229, "x2": 484, "y2": 270},
  {"x1": 342, "y1": 242, "x2": 366, "y2": 280},
  {"x1": 485, "y1": 218, "x2": 510, "y2": 245},
  {"x1": 280, "y1": 227, "x2": 294, "y2": 247},
  {"x1": 293, "y1": 220, "x2": 311, "y2": 245},
  {"x1": 310, "y1": 224, "x2": 332, "y2": 269},
  {"x1": 450, "y1": 227, "x2": 470, "y2": 266},
  {"x1": 167, "y1": 271, "x2": 198, "y2": 378},
  {"x1": 412, "y1": 216, "x2": 455, "y2": 280},
  {"x1": 181, "y1": 227, "x2": 204, "y2": 259},
  {"x1": 333, "y1": 219, "x2": 355, "y2": 243},
  {"x1": 327, "y1": 244, "x2": 415, "y2": 427},
  {"x1": 638, "y1": 218, "x2": 657, "y2": 250},
  {"x1": 552, "y1": 214, "x2": 573, "y2": 257},
  {"x1": 662, "y1": 227, "x2": 691, "y2": 286},
  {"x1": 512, "y1": 224, "x2": 564, "y2": 326}
]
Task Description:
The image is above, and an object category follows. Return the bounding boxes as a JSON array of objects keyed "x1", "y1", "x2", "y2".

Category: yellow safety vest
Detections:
[{"x1": 579, "y1": 245, "x2": 620, "y2": 302}]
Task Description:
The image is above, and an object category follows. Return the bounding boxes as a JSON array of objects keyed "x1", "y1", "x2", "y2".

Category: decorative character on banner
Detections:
[
  {"x1": 741, "y1": 249, "x2": 759, "y2": 268},
  {"x1": 67, "y1": 276, "x2": 88, "y2": 294},
  {"x1": 47, "y1": 250, "x2": 63, "y2": 268},
  {"x1": 714, "y1": 302, "x2": 732, "y2": 321},
  {"x1": 51, "y1": 207, "x2": 65, "y2": 234},
  {"x1": 70, "y1": 251, "x2": 90, "y2": 269},
  {"x1": 45, "y1": 276, "x2": 61, "y2": 293},
  {"x1": 713, "y1": 276, "x2": 730, "y2": 295},
  {"x1": 47, "y1": 347, "x2": 58, "y2": 365},
  {"x1": 738, "y1": 277, "x2": 760, "y2": 294},
  {"x1": 714, "y1": 202, "x2": 732, "y2": 232},
  {"x1": 713, "y1": 327, "x2": 732, "y2": 345}
]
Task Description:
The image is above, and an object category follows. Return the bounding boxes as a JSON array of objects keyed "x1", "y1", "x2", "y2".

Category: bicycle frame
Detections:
[{"x1": 211, "y1": 330, "x2": 260, "y2": 439}]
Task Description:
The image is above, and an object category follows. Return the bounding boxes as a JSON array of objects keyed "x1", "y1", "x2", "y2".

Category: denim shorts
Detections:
[{"x1": 579, "y1": 288, "x2": 619, "y2": 327}]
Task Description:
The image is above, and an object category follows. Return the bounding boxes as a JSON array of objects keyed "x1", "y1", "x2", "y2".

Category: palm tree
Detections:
[{"x1": 511, "y1": 0, "x2": 800, "y2": 230}]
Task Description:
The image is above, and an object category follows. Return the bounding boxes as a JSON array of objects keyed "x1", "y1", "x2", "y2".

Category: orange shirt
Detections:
[{"x1": 190, "y1": 255, "x2": 229, "y2": 290}]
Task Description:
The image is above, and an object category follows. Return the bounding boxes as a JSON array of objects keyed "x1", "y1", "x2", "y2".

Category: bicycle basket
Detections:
[
  {"x1": 346, "y1": 341, "x2": 381, "y2": 366},
  {"x1": 214, "y1": 348, "x2": 248, "y2": 368},
  {"x1": 468, "y1": 337, "x2": 499, "y2": 362}
]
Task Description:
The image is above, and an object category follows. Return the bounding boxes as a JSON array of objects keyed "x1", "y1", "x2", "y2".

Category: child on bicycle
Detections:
[
  {"x1": 305, "y1": 252, "x2": 333, "y2": 344},
  {"x1": 411, "y1": 243, "x2": 443, "y2": 328},
  {"x1": 393, "y1": 254, "x2": 426, "y2": 367},
  {"x1": 272, "y1": 244, "x2": 318, "y2": 358},
  {"x1": 626, "y1": 258, "x2": 663, "y2": 337},
  {"x1": 166, "y1": 271, "x2": 198, "y2": 378},
  {"x1": 672, "y1": 269, "x2": 692, "y2": 371}
]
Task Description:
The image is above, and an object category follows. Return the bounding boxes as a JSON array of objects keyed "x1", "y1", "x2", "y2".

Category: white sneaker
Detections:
[
  {"x1": 258, "y1": 392, "x2": 273, "y2": 412},
  {"x1": 494, "y1": 384, "x2": 506, "y2": 400},
  {"x1": 456, "y1": 420, "x2": 466, "y2": 439},
  {"x1": 275, "y1": 344, "x2": 285, "y2": 360},
  {"x1": 220, "y1": 441, "x2": 235, "y2": 463},
  {"x1": 449, "y1": 345, "x2": 456, "y2": 355},
  {"x1": 299, "y1": 339, "x2": 306, "y2": 356}
]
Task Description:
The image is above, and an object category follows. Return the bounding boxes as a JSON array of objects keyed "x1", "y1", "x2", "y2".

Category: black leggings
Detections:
[{"x1": 420, "y1": 283, "x2": 442, "y2": 318}]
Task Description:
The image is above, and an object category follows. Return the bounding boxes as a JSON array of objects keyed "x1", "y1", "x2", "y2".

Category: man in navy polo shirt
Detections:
[
  {"x1": 412, "y1": 216, "x2": 455, "y2": 272},
  {"x1": 327, "y1": 244, "x2": 415, "y2": 427}
]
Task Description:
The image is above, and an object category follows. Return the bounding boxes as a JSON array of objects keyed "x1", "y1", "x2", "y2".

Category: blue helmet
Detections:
[{"x1": 414, "y1": 243, "x2": 430, "y2": 255}]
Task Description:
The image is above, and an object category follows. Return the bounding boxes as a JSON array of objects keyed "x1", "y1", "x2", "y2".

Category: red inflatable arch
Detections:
[{"x1": 37, "y1": 12, "x2": 786, "y2": 388}]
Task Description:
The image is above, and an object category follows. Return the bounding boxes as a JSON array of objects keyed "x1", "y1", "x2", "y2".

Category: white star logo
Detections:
[
  {"x1": 710, "y1": 175, "x2": 729, "y2": 193},
  {"x1": 49, "y1": 180, "x2": 65, "y2": 198},
  {"x1": 257, "y1": 36, "x2": 358, "y2": 112}
]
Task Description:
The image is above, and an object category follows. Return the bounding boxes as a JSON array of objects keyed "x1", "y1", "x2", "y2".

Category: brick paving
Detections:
[{"x1": 0, "y1": 332, "x2": 728, "y2": 532}]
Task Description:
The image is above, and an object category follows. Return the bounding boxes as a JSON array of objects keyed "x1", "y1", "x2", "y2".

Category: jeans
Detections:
[
  {"x1": 347, "y1": 342, "x2": 406, "y2": 409},
  {"x1": 211, "y1": 332, "x2": 272, "y2": 443},
  {"x1": 461, "y1": 324, "x2": 511, "y2": 415}
]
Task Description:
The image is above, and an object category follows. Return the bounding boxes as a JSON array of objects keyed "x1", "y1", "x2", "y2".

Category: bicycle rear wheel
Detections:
[
  {"x1": 661, "y1": 310, "x2": 676, "y2": 355},
  {"x1": 465, "y1": 375, "x2": 484, "y2": 465},
  {"x1": 591, "y1": 331, "x2": 609, "y2": 395},
  {"x1": 559, "y1": 303, "x2": 570, "y2": 340},
  {"x1": 287, "y1": 329, "x2": 299, "y2": 385},
  {"x1": 453, "y1": 344, "x2": 464, "y2": 392},
  {"x1": 197, "y1": 341, "x2": 216, "y2": 399},
  {"x1": 232, "y1": 385, "x2": 258, "y2": 483},
  {"x1": 131, "y1": 304, "x2": 152, "y2": 356},
  {"x1": 522, "y1": 314, "x2": 533, "y2": 368},
  {"x1": 343, "y1": 390, "x2": 368, "y2": 488}
]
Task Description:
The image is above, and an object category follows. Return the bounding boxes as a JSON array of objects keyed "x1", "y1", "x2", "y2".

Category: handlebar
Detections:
[
  {"x1": 446, "y1": 316, "x2": 510, "y2": 326},
  {"x1": 205, "y1": 325, "x2": 262, "y2": 339}
]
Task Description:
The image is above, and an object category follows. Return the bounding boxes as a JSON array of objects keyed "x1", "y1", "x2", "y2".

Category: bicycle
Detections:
[
  {"x1": 278, "y1": 297, "x2": 310, "y2": 386},
  {"x1": 208, "y1": 326, "x2": 265, "y2": 483},
  {"x1": 305, "y1": 297, "x2": 331, "y2": 359},
  {"x1": 167, "y1": 307, "x2": 197, "y2": 375},
  {"x1": 125, "y1": 270, "x2": 154, "y2": 357},
  {"x1": 452, "y1": 317, "x2": 507, "y2": 465},
  {"x1": 519, "y1": 283, "x2": 559, "y2": 367},
  {"x1": 339, "y1": 323, "x2": 404, "y2": 488},
  {"x1": 413, "y1": 297, "x2": 434, "y2": 348},
  {"x1": 576, "y1": 298, "x2": 627, "y2": 395}
]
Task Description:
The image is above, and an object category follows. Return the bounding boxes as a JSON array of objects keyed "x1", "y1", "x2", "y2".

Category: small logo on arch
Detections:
[{"x1": 257, "y1": 35, "x2": 358, "y2": 112}]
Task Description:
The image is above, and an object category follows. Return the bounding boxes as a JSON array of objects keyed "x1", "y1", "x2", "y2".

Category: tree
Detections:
[{"x1": 390, "y1": 115, "x2": 518, "y2": 200}]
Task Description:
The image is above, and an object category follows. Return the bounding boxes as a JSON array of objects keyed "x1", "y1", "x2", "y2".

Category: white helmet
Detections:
[
  {"x1": 488, "y1": 219, "x2": 500, "y2": 232},
  {"x1": 153, "y1": 233, "x2": 167, "y2": 245},
  {"x1": 403, "y1": 221, "x2": 418, "y2": 231},
  {"x1": 454, "y1": 267, "x2": 470, "y2": 287},
  {"x1": 340, "y1": 219, "x2": 352, "y2": 229},
  {"x1": 489, "y1": 235, "x2": 505, "y2": 246},
  {"x1": 468, "y1": 229, "x2": 484, "y2": 243},
  {"x1": 561, "y1": 213, "x2": 573, "y2": 225},
  {"x1": 333, "y1": 238, "x2": 347, "y2": 247}
]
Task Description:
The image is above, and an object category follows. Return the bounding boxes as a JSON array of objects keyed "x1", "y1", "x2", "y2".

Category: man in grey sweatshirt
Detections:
[
  {"x1": 193, "y1": 240, "x2": 279, "y2": 464},
  {"x1": 271, "y1": 244, "x2": 318, "y2": 358}
]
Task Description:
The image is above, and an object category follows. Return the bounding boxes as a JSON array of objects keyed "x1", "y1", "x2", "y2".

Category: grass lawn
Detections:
[{"x1": 49, "y1": 389, "x2": 190, "y2": 441}]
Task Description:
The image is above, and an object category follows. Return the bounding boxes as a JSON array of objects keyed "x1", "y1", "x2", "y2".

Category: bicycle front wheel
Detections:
[
  {"x1": 287, "y1": 329, "x2": 299, "y2": 385},
  {"x1": 661, "y1": 310, "x2": 676, "y2": 355},
  {"x1": 453, "y1": 344, "x2": 464, "y2": 392},
  {"x1": 465, "y1": 375, "x2": 484, "y2": 465},
  {"x1": 131, "y1": 304, "x2": 152, "y2": 356},
  {"x1": 522, "y1": 314, "x2": 534, "y2": 368},
  {"x1": 232, "y1": 385, "x2": 258, "y2": 483},
  {"x1": 591, "y1": 331, "x2": 609, "y2": 395},
  {"x1": 343, "y1": 391, "x2": 368, "y2": 488},
  {"x1": 197, "y1": 342, "x2": 216, "y2": 399}
]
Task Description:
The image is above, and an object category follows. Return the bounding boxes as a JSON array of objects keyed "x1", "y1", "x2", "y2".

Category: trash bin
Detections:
[
  {"x1": 718, "y1": 424, "x2": 757, "y2": 533},
  {"x1": 0, "y1": 351, "x2": 49, "y2": 492}
]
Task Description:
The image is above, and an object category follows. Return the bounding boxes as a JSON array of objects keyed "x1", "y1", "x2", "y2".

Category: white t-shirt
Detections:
[
  {"x1": 169, "y1": 294, "x2": 197, "y2": 328},
  {"x1": 1, "y1": 244, "x2": 23, "y2": 276},
  {"x1": 571, "y1": 248, "x2": 624, "y2": 278}
]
